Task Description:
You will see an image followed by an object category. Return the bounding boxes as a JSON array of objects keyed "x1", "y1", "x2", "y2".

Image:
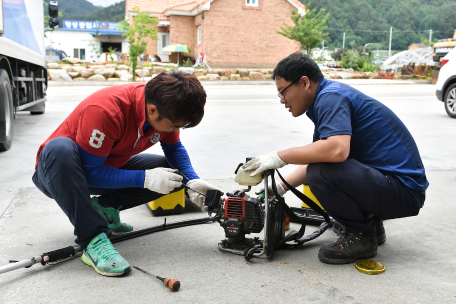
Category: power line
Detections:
[{"x1": 327, "y1": 28, "x2": 455, "y2": 34}]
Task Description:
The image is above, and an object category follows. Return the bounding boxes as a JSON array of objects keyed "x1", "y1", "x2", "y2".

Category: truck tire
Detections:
[
  {"x1": 444, "y1": 83, "x2": 456, "y2": 119},
  {"x1": 0, "y1": 69, "x2": 13, "y2": 151}
]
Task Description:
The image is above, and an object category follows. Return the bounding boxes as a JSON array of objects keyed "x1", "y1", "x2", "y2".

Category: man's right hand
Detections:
[{"x1": 144, "y1": 168, "x2": 183, "y2": 194}]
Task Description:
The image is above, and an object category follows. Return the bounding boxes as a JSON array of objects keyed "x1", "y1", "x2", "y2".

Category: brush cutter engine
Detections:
[{"x1": 204, "y1": 161, "x2": 333, "y2": 260}]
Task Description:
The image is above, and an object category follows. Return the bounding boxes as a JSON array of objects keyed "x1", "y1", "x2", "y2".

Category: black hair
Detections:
[
  {"x1": 272, "y1": 52, "x2": 324, "y2": 84},
  {"x1": 145, "y1": 70, "x2": 206, "y2": 128}
]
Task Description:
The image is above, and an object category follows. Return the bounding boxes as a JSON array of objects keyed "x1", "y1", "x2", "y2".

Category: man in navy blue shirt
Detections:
[{"x1": 244, "y1": 52, "x2": 428, "y2": 264}]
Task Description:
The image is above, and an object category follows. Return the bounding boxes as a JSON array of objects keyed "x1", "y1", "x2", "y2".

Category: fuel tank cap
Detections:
[{"x1": 355, "y1": 259, "x2": 385, "y2": 274}]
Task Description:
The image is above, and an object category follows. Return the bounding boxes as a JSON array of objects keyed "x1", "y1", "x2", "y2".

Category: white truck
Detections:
[{"x1": 0, "y1": 0, "x2": 58, "y2": 151}]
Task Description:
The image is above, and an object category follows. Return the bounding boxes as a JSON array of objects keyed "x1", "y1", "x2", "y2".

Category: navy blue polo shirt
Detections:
[{"x1": 306, "y1": 78, "x2": 428, "y2": 192}]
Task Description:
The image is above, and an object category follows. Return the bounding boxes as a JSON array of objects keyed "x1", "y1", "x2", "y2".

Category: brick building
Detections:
[{"x1": 125, "y1": 0, "x2": 304, "y2": 66}]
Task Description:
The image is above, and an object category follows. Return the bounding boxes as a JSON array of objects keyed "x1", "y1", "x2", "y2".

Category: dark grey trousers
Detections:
[{"x1": 307, "y1": 159, "x2": 425, "y2": 233}]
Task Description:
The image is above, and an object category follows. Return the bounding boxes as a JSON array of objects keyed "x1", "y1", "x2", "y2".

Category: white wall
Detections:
[{"x1": 44, "y1": 30, "x2": 128, "y2": 62}]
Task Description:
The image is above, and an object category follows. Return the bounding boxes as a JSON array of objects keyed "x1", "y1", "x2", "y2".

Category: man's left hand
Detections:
[
  {"x1": 243, "y1": 151, "x2": 287, "y2": 176},
  {"x1": 186, "y1": 179, "x2": 220, "y2": 212}
]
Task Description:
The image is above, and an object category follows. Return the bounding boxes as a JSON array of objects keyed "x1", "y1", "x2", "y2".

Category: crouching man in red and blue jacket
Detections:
[{"x1": 32, "y1": 70, "x2": 217, "y2": 276}]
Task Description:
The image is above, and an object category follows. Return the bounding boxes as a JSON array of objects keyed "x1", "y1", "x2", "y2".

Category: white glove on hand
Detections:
[
  {"x1": 255, "y1": 181, "x2": 287, "y2": 197},
  {"x1": 187, "y1": 179, "x2": 220, "y2": 212},
  {"x1": 242, "y1": 151, "x2": 287, "y2": 177},
  {"x1": 144, "y1": 168, "x2": 183, "y2": 194}
]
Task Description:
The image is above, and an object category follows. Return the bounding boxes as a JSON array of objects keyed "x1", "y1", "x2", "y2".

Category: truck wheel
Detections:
[
  {"x1": 0, "y1": 69, "x2": 13, "y2": 151},
  {"x1": 444, "y1": 84, "x2": 456, "y2": 119}
]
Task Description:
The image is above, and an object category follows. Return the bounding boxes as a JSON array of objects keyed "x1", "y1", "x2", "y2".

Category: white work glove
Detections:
[
  {"x1": 144, "y1": 168, "x2": 183, "y2": 194},
  {"x1": 186, "y1": 179, "x2": 220, "y2": 212},
  {"x1": 242, "y1": 151, "x2": 287, "y2": 177},
  {"x1": 255, "y1": 181, "x2": 287, "y2": 197}
]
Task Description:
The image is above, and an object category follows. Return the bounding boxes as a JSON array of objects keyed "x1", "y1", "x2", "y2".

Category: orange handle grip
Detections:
[{"x1": 163, "y1": 278, "x2": 180, "y2": 291}]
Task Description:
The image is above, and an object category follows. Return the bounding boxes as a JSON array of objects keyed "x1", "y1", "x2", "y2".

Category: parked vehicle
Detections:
[
  {"x1": 46, "y1": 48, "x2": 68, "y2": 62},
  {"x1": 435, "y1": 47, "x2": 456, "y2": 118},
  {"x1": 433, "y1": 30, "x2": 456, "y2": 64},
  {"x1": 0, "y1": 0, "x2": 59, "y2": 151}
]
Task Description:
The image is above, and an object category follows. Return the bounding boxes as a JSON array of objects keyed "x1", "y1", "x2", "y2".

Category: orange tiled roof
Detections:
[
  {"x1": 167, "y1": 1, "x2": 200, "y2": 11},
  {"x1": 126, "y1": 0, "x2": 304, "y2": 14}
]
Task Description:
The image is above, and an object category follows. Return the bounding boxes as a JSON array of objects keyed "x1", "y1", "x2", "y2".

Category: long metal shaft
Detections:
[{"x1": 0, "y1": 256, "x2": 43, "y2": 274}]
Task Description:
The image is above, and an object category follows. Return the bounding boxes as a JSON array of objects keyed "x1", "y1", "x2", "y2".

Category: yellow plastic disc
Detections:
[{"x1": 355, "y1": 259, "x2": 385, "y2": 274}]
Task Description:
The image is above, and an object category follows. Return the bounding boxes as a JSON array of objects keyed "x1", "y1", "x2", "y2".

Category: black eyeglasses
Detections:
[{"x1": 278, "y1": 79, "x2": 299, "y2": 99}]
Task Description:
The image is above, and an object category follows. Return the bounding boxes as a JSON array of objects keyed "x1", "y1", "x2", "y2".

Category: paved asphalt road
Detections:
[{"x1": 0, "y1": 82, "x2": 455, "y2": 303}]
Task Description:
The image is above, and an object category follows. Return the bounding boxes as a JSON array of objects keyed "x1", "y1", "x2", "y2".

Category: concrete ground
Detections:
[{"x1": 0, "y1": 82, "x2": 455, "y2": 303}]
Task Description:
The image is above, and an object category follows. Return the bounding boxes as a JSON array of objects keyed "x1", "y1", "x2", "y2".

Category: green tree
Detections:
[
  {"x1": 420, "y1": 37, "x2": 438, "y2": 47},
  {"x1": 108, "y1": 46, "x2": 117, "y2": 64},
  {"x1": 118, "y1": 6, "x2": 158, "y2": 80},
  {"x1": 276, "y1": 2, "x2": 329, "y2": 55}
]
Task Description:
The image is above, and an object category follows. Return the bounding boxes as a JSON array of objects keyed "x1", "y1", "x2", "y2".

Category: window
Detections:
[
  {"x1": 197, "y1": 26, "x2": 201, "y2": 44},
  {"x1": 74, "y1": 48, "x2": 79, "y2": 58},
  {"x1": 245, "y1": 0, "x2": 258, "y2": 6},
  {"x1": 80, "y1": 49, "x2": 85, "y2": 60}
]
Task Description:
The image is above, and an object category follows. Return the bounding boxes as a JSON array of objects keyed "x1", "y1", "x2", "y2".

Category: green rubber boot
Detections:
[
  {"x1": 91, "y1": 196, "x2": 133, "y2": 234},
  {"x1": 81, "y1": 233, "x2": 131, "y2": 276}
]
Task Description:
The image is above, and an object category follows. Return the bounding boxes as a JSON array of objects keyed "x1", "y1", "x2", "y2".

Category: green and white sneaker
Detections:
[
  {"x1": 91, "y1": 197, "x2": 133, "y2": 234},
  {"x1": 81, "y1": 233, "x2": 131, "y2": 276}
]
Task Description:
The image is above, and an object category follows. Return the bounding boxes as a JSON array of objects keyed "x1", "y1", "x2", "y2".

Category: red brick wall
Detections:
[
  {"x1": 128, "y1": 15, "x2": 169, "y2": 62},
  {"x1": 202, "y1": 0, "x2": 300, "y2": 65},
  {"x1": 169, "y1": 15, "x2": 194, "y2": 64}
]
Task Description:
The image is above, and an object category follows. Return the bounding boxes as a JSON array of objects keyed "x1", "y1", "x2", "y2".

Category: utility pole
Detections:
[
  {"x1": 429, "y1": 29, "x2": 433, "y2": 46},
  {"x1": 388, "y1": 27, "x2": 392, "y2": 58},
  {"x1": 342, "y1": 32, "x2": 345, "y2": 49}
]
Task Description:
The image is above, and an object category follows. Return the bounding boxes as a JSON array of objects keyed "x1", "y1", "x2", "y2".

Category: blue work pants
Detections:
[
  {"x1": 307, "y1": 159, "x2": 425, "y2": 233},
  {"x1": 32, "y1": 137, "x2": 182, "y2": 249}
]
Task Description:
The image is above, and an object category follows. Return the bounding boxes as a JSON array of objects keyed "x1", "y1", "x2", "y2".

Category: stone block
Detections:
[
  {"x1": 152, "y1": 66, "x2": 165, "y2": 74},
  {"x1": 105, "y1": 64, "x2": 118, "y2": 69},
  {"x1": 60, "y1": 65, "x2": 73, "y2": 72},
  {"x1": 241, "y1": 77, "x2": 250, "y2": 81},
  {"x1": 81, "y1": 70, "x2": 94, "y2": 78},
  {"x1": 264, "y1": 74, "x2": 272, "y2": 80},
  {"x1": 94, "y1": 68, "x2": 115, "y2": 78},
  {"x1": 197, "y1": 76, "x2": 208, "y2": 81},
  {"x1": 194, "y1": 69, "x2": 207, "y2": 77},
  {"x1": 47, "y1": 63, "x2": 60, "y2": 69},
  {"x1": 323, "y1": 73, "x2": 330, "y2": 79},
  {"x1": 114, "y1": 70, "x2": 129, "y2": 78},
  {"x1": 206, "y1": 74, "x2": 220, "y2": 81},
  {"x1": 89, "y1": 65, "x2": 106, "y2": 70},
  {"x1": 230, "y1": 74, "x2": 241, "y2": 81},
  {"x1": 48, "y1": 69, "x2": 72, "y2": 81},
  {"x1": 73, "y1": 77, "x2": 87, "y2": 81},
  {"x1": 107, "y1": 78, "x2": 120, "y2": 81},
  {"x1": 63, "y1": 57, "x2": 82, "y2": 64},
  {"x1": 213, "y1": 69, "x2": 225, "y2": 76},
  {"x1": 120, "y1": 74, "x2": 134, "y2": 81},
  {"x1": 68, "y1": 72, "x2": 79, "y2": 78},
  {"x1": 338, "y1": 73, "x2": 351, "y2": 79},
  {"x1": 220, "y1": 76, "x2": 229, "y2": 81},
  {"x1": 71, "y1": 66, "x2": 87, "y2": 73},
  {"x1": 249, "y1": 72, "x2": 265, "y2": 80},
  {"x1": 224, "y1": 69, "x2": 237, "y2": 75},
  {"x1": 135, "y1": 69, "x2": 150, "y2": 77},
  {"x1": 248, "y1": 69, "x2": 261, "y2": 73},
  {"x1": 87, "y1": 75, "x2": 106, "y2": 81},
  {"x1": 178, "y1": 67, "x2": 195, "y2": 74},
  {"x1": 117, "y1": 65, "x2": 130, "y2": 71},
  {"x1": 237, "y1": 69, "x2": 248, "y2": 77},
  {"x1": 260, "y1": 69, "x2": 270, "y2": 75}
]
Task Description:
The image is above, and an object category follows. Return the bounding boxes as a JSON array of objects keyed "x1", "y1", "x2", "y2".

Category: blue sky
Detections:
[{"x1": 86, "y1": 0, "x2": 123, "y2": 7}]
